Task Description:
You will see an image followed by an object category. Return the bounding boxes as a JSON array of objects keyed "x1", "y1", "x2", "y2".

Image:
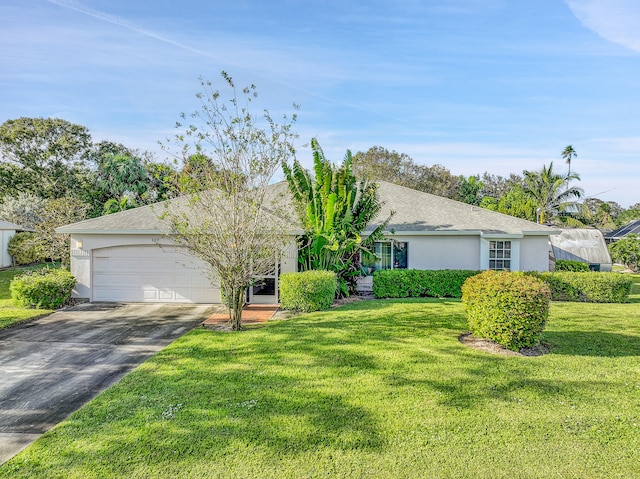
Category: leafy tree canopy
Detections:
[
  {"x1": 0, "y1": 117, "x2": 93, "y2": 199},
  {"x1": 609, "y1": 234, "x2": 640, "y2": 272},
  {"x1": 352, "y1": 146, "x2": 460, "y2": 199}
]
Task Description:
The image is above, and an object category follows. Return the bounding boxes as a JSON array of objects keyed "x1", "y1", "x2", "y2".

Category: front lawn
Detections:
[
  {"x1": 2, "y1": 278, "x2": 639, "y2": 478},
  {"x1": 0, "y1": 264, "x2": 55, "y2": 330}
]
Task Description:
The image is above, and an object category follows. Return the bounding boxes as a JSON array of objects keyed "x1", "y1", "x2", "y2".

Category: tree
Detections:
[
  {"x1": 178, "y1": 153, "x2": 220, "y2": 193},
  {"x1": 522, "y1": 162, "x2": 583, "y2": 224},
  {"x1": 609, "y1": 235, "x2": 640, "y2": 272},
  {"x1": 479, "y1": 172, "x2": 523, "y2": 198},
  {"x1": 579, "y1": 198, "x2": 623, "y2": 229},
  {"x1": 412, "y1": 164, "x2": 460, "y2": 199},
  {"x1": 103, "y1": 197, "x2": 137, "y2": 215},
  {"x1": 36, "y1": 197, "x2": 91, "y2": 268},
  {"x1": 161, "y1": 72, "x2": 297, "y2": 331},
  {"x1": 95, "y1": 153, "x2": 150, "y2": 206},
  {"x1": 352, "y1": 146, "x2": 460, "y2": 199},
  {"x1": 0, "y1": 192, "x2": 47, "y2": 229},
  {"x1": 352, "y1": 146, "x2": 415, "y2": 186},
  {"x1": 145, "y1": 160, "x2": 180, "y2": 202},
  {"x1": 480, "y1": 184, "x2": 537, "y2": 221},
  {"x1": 562, "y1": 145, "x2": 577, "y2": 175},
  {"x1": 457, "y1": 175, "x2": 483, "y2": 205},
  {"x1": 0, "y1": 117, "x2": 93, "y2": 200},
  {"x1": 283, "y1": 138, "x2": 391, "y2": 297},
  {"x1": 615, "y1": 204, "x2": 640, "y2": 227}
]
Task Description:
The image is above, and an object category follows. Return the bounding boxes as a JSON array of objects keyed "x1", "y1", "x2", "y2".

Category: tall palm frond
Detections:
[{"x1": 523, "y1": 161, "x2": 583, "y2": 224}]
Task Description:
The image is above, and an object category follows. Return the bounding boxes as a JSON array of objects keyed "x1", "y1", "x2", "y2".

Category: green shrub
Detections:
[
  {"x1": 279, "y1": 270, "x2": 337, "y2": 312},
  {"x1": 373, "y1": 269, "x2": 480, "y2": 299},
  {"x1": 10, "y1": 268, "x2": 76, "y2": 309},
  {"x1": 7, "y1": 232, "x2": 45, "y2": 265},
  {"x1": 554, "y1": 259, "x2": 590, "y2": 272},
  {"x1": 609, "y1": 234, "x2": 640, "y2": 272},
  {"x1": 538, "y1": 271, "x2": 632, "y2": 303},
  {"x1": 462, "y1": 270, "x2": 551, "y2": 351}
]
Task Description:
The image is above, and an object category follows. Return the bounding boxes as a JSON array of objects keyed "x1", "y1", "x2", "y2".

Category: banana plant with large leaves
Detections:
[{"x1": 283, "y1": 138, "x2": 391, "y2": 297}]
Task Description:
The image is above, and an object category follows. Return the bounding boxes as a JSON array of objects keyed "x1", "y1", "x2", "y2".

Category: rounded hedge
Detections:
[
  {"x1": 8, "y1": 232, "x2": 45, "y2": 265},
  {"x1": 462, "y1": 270, "x2": 551, "y2": 351},
  {"x1": 10, "y1": 268, "x2": 76, "y2": 309},
  {"x1": 279, "y1": 270, "x2": 337, "y2": 312}
]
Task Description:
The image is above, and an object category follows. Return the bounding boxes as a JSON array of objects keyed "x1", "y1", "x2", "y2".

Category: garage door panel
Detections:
[{"x1": 92, "y1": 245, "x2": 218, "y2": 303}]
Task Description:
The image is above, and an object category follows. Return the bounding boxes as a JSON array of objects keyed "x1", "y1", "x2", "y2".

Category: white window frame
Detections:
[
  {"x1": 489, "y1": 240, "x2": 512, "y2": 271},
  {"x1": 480, "y1": 236, "x2": 520, "y2": 271}
]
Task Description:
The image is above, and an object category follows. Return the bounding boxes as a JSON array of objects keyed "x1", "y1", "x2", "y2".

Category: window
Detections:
[
  {"x1": 489, "y1": 240, "x2": 511, "y2": 270},
  {"x1": 361, "y1": 241, "x2": 408, "y2": 274},
  {"x1": 393, "y1": 242, "x2": 408, "y2": 269}
]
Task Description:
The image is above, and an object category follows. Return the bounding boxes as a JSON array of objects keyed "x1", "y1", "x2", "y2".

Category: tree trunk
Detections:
[{"x1": 229, "y1": 286, "x2": 245, "y2": 331}]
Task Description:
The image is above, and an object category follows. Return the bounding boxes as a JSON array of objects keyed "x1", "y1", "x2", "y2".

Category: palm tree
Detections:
[
  {"x1": 561, "y1": 145, "x2": 577, "y2": 175},
  {"x1": 523, "y1": 162, "x2": 583, "y2": 224},
  {"x1": 282, "y1": 138, "x2": 391, "y2": 297}
]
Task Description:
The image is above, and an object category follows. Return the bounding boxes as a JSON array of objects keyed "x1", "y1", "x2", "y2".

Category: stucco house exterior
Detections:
[{"x1": 57, "y1": 181, "x2": 558, "y2": 304}]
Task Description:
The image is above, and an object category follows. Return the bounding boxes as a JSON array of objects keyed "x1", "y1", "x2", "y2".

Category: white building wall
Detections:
[
  {"x1": 390, "y1": 234, "x2": 550, "y2": 272},
  {"x1": 519, "y1": 236, "x2": 551, "y2": 272},
  {"x1": 1, "y1": 230, "x2": 16, "y2": 267},
  {"x1": 70, "y1": 233, "x2": 299, "y2": 301},
  {"x1": 393, "y1": 235, "x2": 481, "y2": 270}
]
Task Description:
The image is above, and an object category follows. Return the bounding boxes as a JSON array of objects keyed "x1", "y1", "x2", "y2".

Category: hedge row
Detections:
[
  {"x1": 279, "y1": 270, "x2": 337, "y2": 312},
  {"x1": 462, "y1": 271, "x2": 551, "y2": 350},
  {"x1": 536, "y1": 271, "x2": 632, "y2": 303},
  {"x1": 10, "y1": 268, "x2": 76, "y2": 309},
  {"x1": 554, "y1": 259, "x2": 590, "y2": 272},
  {"x1": 372, "y1": 269, "x2": 481, "y2": 299}
]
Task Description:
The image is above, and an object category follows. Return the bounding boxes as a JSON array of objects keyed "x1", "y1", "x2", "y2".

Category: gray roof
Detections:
[
  {"x1": 57, "y1": 183, "x2": 302, "y2": 235},
  {"x1": 550, "y1": 228, "x2": 612, "y2": 265},
  {"x1": 0, "y1": 220, "x2": 30, "y2": 231},
  {"x1": 605, "y1": 219, "x2": 640, "y2": 241},
  {"x1": 56, "y1": 201, "x2": 172, "y2": 234},
  {"x1": 367, "y1": 181, "x2": 557, "y2": 236},
  {"x1": 58, "y1": 180, "x2": 558, "y2": 237}
]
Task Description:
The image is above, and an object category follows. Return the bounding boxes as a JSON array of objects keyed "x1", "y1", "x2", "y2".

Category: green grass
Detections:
[
  {"x1": 0, "y1": 264, "x2": 55, "y2": 330},
  {"x1": 2, "y1": 276, "x2": 639, "y2": 478}
]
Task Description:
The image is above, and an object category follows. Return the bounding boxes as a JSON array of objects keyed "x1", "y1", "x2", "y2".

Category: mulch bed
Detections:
[{"x1": 458, "y1": 332, "x2": 550, "y2": 357}]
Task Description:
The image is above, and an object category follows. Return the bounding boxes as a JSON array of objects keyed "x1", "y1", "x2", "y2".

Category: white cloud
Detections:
[{"x1": 566, "y1": 0, "x2": 640, "y2": 53}]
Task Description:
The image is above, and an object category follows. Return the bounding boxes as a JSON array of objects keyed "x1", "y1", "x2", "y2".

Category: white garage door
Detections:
[{"x1": 92, "y1": 245, "x2": 220, "y2": 303}]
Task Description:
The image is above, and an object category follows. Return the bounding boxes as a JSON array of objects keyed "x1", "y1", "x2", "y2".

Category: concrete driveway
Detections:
[{"x1": 0, "y1": 302, "x2": 215, "y2": 464}]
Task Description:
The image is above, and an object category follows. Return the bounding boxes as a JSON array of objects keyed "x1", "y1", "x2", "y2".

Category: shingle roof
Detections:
[
  {"x1": 367, "y1": 181, "x2": 557, "y2": 236},
  {"x1": 56, "y1": 183, "x2": 301, "y2": 234},
  {"x1": 56, "y1": 200, "x2": 171, "y2": 234},
  {"x1": 57, "y1": 180, "x2": 558, "y2": 237}
]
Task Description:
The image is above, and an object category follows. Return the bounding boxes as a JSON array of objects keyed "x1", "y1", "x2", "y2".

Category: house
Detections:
[
  {"x1": 57, "y1": 181, "x2": 558, "y2": 304},
  {"x1": 605, "y1": 219, "x2": 640, "y2": 243},
  {"x1": 549, "y1": 228, "x2": 612, "y2": 272},
  {"x1": 0, "y1": 220, "x2": 28, "y2": 268}
]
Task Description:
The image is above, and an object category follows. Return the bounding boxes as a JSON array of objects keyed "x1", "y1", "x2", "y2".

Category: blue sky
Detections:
[{"x1": 1, "y1": 0, "x2": 639, "y2": 207}]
